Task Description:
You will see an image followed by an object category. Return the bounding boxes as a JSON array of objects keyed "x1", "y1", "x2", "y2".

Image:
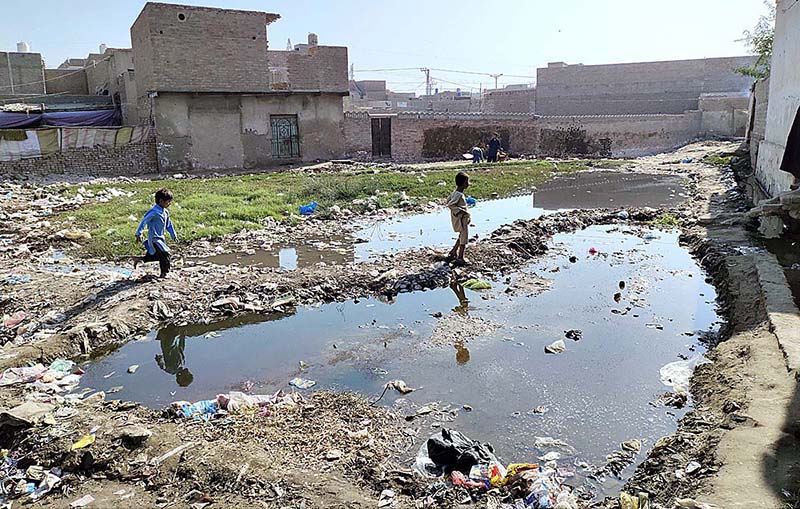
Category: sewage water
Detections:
[
  {"x1": 201, "y1": 171, "x2": 686, "y2": 269},
  {"x1": 79, "y1": 225, "x2": 718, "y2": 494},
  {"x1": 354, "y1": 172, "x2": 685, "y2": 259}
]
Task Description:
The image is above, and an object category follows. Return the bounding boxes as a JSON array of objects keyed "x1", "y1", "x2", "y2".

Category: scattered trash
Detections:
[
  {"x1": 462, "y1": 404, "x2": 473, "y2": 412},
  {"x1": 544, "y1": 339, "x2": 566, "y2": 354},
  {"x1": 564, "y1": 329, "x2": 582, "y2": 341},
  {"x1": 4, "y1": 274, "x2": 30, "y2": 285},
  {"x1": 588, "y1": 247, "x2": 598, "y2": 255},
  {"x1": 299, "y1": 201, "x2": 318, "y2": 215},
  {"x1": 70, "y1": 494, "x2": 95, "y2": 507},
  {"x1": 70, "y1": 432, "x2": 96, "y2": 451},
  {"x1": 685, "y1": 461, "x2": 701, "y2": 474},
  {"x1": 171, "y1": 400, "x2": 219, "y2": 421},
  {"x1": 289, "y1": 377, "x2": 316, "y2": 389},
  {"x1": 568, "y1": 255, "x2": 578, "y2": 263},
  {"x1": 617, "y1": 210, "x2": 630, "y2": 219},
  {"x1": 674, "y1": 498, "x2": 716, "y2": 509},
  {"x1": 462, "y1": 279, "x2": 492, "y2": 291},
  {"x1": 466, "y1": 196, "x2": 477, "y2": 206},
  {"x1": 416, "y1": 428, "x2": 499, "y2": 476},
  {"x1": 681, "y1": 157, "x2": 694, "y2": 163},
  {"x1": 127, "y1": 365, "x2": 139, "y2": 374},
  {"x1": 30, "y1": 472, "x2": 61, "y2": 500},
  {"x1": 0, "y1": 401, "x2": 56, "y2": 428},
  {"x1": 660, "y1": 356, "x2": 711, "y2": 389},
  {"x1": 149, "y1": 442, "x2": 196, "y2": 466},
  {"x1": 326, "y1": 449, "x2": 343, "y2": 461},
  {"x1": 378, "y1": 489, "x2": 395, "y2": 508}
]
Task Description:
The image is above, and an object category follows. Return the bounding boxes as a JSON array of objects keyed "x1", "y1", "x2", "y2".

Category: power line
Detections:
[{"x1": 354, "y1": 66, "x2": 536, "y2": 80}]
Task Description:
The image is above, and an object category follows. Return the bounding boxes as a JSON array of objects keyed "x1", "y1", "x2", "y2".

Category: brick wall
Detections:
[
  {"x1": 483, "y1": 88, "x2": 536, "y2": 113},
  {"x1": 131, "y1": 3, "x2": 275, "y2": 94},
  {"x1": 44, "y1": 68, "x2": 89, "y2": 94},
  {"x1": 344, "y1": 111, "x2": 704, "y2": 161},
  {"x1": 0, "y1": 52, "x2": 45, "y2": 95},
  {"x1": 0, "y1": 142, "x2": 157, "y2": 180},
  {"x1": 267, "y1": 46, "x2": 349, "y2": 92},
  {"x1": 536, "y1": 56, "x2": 757, "y2": 115}
]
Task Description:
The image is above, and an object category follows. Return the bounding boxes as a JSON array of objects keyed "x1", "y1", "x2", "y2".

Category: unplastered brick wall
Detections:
[
  {"x1": 131, "y1": 3, "x2": 275, "y2": 94},
  {"x1": 344, "y1": 111, "x2": 705, "y2": 161},
  {"x1": 267, "y1": 47, "x2": 349, "y2": 92},
  {"x1": 0, "y1": 142, "x2": 157, "y2": 180}
]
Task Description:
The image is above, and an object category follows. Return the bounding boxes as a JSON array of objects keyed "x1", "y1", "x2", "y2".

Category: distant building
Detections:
[
  {"x1": 482, "y1": 85, "x2": 536, "y2": 113},
  {"x1": 536, "y1": 56, "x2": 757, "y2": 115}
]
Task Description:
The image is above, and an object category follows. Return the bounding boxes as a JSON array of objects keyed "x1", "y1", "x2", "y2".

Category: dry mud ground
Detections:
[{"x1": 0, "y1": 142, "x2": 798, "y2": 508}]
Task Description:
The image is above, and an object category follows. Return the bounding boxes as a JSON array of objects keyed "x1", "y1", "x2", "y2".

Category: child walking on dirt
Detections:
[
  {"x1": 447, "y1": 172, "x2": 471, "y2": 265},
  {"x1": 134, "y1": 188, "x2": 177, "y2": 278}
]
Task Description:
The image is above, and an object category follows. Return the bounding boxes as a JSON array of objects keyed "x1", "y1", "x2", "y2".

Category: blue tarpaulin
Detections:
[
  {"x1": 0, "y1": 112, "x2": 42, "y2": 128},
  {"x1": 0, "y1": 109, "x2": 120, "y2": 129}
]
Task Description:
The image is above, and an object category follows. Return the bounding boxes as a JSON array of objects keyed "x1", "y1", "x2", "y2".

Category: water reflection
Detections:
[
  {"x1": 455, "y1": 341, "x2": 471, "y2": 365},
  {"x1": 450, "y1": 282, "x2": 470, "y2": 315},
  {"x1": 155, "y1": 332, "x2": 194, "y2": 387}
]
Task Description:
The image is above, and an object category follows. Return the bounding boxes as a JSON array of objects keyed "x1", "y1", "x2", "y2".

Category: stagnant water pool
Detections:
[
  {"x1": 202, "y1": 171, "x2": 687, "y2": 269},
  {"x1": 78, "y1": 224, "x2": 719, "y2": 495}
]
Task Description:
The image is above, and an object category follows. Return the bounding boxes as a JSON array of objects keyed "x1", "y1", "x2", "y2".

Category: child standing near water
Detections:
[
  {"x1": 447, "y1": 172, "x2": 471, "y2": 264},
  {"x1": 134, "y1": 188, "x2": 177, "y2": 278}
]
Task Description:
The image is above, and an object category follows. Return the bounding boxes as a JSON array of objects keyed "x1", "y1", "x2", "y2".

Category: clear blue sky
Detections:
[{"x1": 1, "y1": 0, "x2": 768, "y2": 93}]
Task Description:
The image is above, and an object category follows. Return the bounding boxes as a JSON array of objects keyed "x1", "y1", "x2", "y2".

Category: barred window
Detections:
[{"x1": 270, "y1": 115, "x2": 300, "y2": 158}]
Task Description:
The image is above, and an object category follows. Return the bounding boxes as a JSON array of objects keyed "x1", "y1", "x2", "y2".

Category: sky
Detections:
[{"x1": 0, "y1": 0, "x2": 769, "y2": 94}]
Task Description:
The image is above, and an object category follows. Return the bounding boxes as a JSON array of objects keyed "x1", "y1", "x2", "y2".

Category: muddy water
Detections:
[
  {"x1": 762, "y1": 233, "x2": 800, "y2": 307},
  {"x1": 200, "y1": 172, "x2": 686, "y2": 268},
  {"x1": 79, "y1": 225, "x2": 718, "y2": 494},
  {"x1": 354, "y1": 172, "x2": 685, "y2": 258}
]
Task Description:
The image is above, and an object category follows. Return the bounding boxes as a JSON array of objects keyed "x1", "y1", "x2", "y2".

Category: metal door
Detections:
[{"x1": 371, "y1": 117, "x2": 392, "y2": 157}]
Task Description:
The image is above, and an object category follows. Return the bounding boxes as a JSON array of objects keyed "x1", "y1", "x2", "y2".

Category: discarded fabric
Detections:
[
  {"x1": 462, "y1": 279, "x2": 492, "y2": 291},
  {"x1": 289, "y1": 377, "x2": 316, "y2": 389}
]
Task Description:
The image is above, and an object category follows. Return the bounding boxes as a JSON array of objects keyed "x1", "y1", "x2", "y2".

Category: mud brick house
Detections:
[{"x1": 131, "y1": 2, "x2": 349, "y2": 171}]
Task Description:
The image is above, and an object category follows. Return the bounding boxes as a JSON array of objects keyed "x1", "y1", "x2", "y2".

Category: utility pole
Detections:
[
  {"x1": 489, "y1": 73, "x2": 503, "y2": 90},
  {"x1": 349, "y1": 63, "x2": 355, "y2": 80},
  {"x1": 420, "y1": 67, "x2": 431, "y2": 96}
]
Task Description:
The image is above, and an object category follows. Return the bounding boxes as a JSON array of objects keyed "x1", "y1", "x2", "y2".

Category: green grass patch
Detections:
[
  {"x1": 702, "y1": 154, "x2": 734, "y2": 167},
  {"x1": 60, "y1": 159, "x2": 624, "y2": 258},
  {"x1": 648, "y1": 213, "x2": 681, "y2": 230}
]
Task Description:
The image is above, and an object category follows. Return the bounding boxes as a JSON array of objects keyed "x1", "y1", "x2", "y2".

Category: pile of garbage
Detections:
[
  {"x1": 0, "y1": 359, "x2": 82, "y2": 394},
  {"x1": 169, "y1": 390, "x2": 304, "y2": 421},
  {"x1": 416, "y1": 429, "x2": 583, "y2": 508}
]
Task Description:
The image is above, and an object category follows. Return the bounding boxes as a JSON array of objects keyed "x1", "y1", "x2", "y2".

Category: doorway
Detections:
[{"x1": 371, "y1": 117, "x2": 392, "y2": 158}]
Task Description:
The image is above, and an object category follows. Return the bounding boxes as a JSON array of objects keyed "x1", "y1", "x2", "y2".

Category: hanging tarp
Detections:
[
  {"x1": 62, "y1": 128, "x2": 117, "y2": 150},
  {"x1": 0, "y1": 130, "x2": 41, "y2": 162},
  {"x1": 36, "y1": 129, "x2": 60, "y2": 156},
  {"x1": 42, "y1": 109, "x2": 120, "y2": 127},
  {"x1": 0, "y1": 112, "x2": 42, "y2": 129}
]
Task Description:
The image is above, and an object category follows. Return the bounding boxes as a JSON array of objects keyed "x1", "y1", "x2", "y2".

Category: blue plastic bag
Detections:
[
  {"x1": 299, "y1": 201, "x2": 318, "y2": 215},
  {"x1": 466, "y1": 196, "x2": 477, "y2": 206},
  {"x1": 178, "y1": 400, "x2": 219, "y2": 420}
]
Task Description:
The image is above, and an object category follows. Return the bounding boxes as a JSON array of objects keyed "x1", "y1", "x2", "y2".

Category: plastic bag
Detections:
[
  {"x1": 172, "y1": 400, "x2": 219, "y2": 420},
  {"x1": 462, "y1": 279, "x2": 492, "y2": 291},
  {"x1": 299, "y1": 201, "x2": 318, "y2": 215}
]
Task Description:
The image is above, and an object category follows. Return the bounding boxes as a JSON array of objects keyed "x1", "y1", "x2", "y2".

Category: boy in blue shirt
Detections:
[{"x1": 134, "y1": 188, "x2": 177, "y2": 278}]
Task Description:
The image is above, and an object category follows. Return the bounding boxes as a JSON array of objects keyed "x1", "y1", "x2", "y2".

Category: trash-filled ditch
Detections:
[{"x1": 75, "y1": 224, "x2": 720, "y2": 500}]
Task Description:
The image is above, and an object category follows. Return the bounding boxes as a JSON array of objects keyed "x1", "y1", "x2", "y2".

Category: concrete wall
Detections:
[
  {"x1": 154, "y1": 92, "x2": 345, "y2": 171},
  {"x1": 536, "y1": 56, "x2": 757, "y2": 115},
  {"x1": 0, "y1": 141, "x2": 157, "y2": 180},
  {"x1": 131, "y1": 3, "x2": 276, "y2": 94},
  {"x1": 749, "y1": 78, "x2": 770, "y2": 170},
  {"x1": 0, "y1": 52, "x2": 45, "y2": 95},
  {"x1": 756, "y1": 0, "x2": 800, "y2": 196},
  {"x1": 43, "y1": 68, "x2": 89, "y2": 95},
  {"x1": 343, "y1": 111, "x2": 704, "y2": 161},
  {"x1": 698, "y1": 93, "x2": 750, "y2": 138}
]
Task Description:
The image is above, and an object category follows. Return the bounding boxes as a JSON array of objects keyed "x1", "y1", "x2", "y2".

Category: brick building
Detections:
[
  {"x1": 536, "y1": 57, "x2": 757, "y2": 116},
  {"x1": 131, "y1": 2, "x2": 349, "y2": 171}
]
